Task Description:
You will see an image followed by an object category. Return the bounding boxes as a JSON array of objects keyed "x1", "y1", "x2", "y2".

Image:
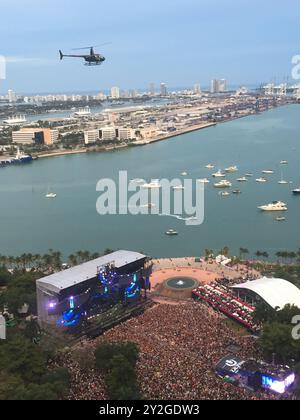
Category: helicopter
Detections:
[{"x1": 59, "y1": 44, "x2": 109, "y2": 66}]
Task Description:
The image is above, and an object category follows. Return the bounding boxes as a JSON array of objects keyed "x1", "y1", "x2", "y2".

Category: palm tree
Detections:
[
  {"x1": 220, "y1": 246, "x2": 230, "y2": 257},
  {"x1": 239, "y1": 248, "x2": 249, "y2": 260},
  {"x1": 68, "y1": 254, "x2": 78, "y2": 267}
]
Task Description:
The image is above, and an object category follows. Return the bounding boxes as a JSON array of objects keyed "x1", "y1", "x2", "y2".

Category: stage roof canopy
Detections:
[
  {"x1": 37, "y1": 250, "x2": 146, "y2": 294},
  {"x1": 232, "y1": 277, "x2": 300, "y2": 310}
]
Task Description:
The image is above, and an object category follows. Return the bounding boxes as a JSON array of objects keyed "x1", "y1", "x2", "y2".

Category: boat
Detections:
[
  {"x1": 197, "y1": 178, "x2": 210, "y2": 184},
  {"x1": 258, "y1": 201, "x2": 288, "y2": 212},
  {"x1": 280, "y1": 161, "x2": 288, "y2": 165},
  {"x1": 236, "y1": 177, "x2": 248, "y2": 182},
  {"x1": 0, "y1": 148, "x2": 33, "y2": 167},
  {"x1": 165, "y1": 229, "x2": 178, "y2": 236},
  {"x1": 130, "y1": 178, "x2": 145, "y2": 184},
  {"x1": 278, "y1": 169, "x2": 288, "y2": 185},
  {"x1": 13, "y1": 148, "x2": 33, "y2": 164},
  {"x1": 225, "y1": 166, "x2": 238, "y2": 173},
  {"x1": 212, "y1": 170, "x2": 226, "y2": 178},
  {"x1": 214, "y1": 180, "x2": 232, "y2": 188},
  {"x1": 220, "y1": 191, "x2": 230, "y2": 197},
  {"x1": 262, "y1": 170, "x2": 274, "y2": 174},
  {"x1": 3, "y1": 114, "x2": 27, "y2": 125},
  {"x1": 275, "y1": 217, "x2": 286, "y2": 222},
  {"x1": 245, "y1": 173, "x2": 254, "y2": 177},
  {"x1": 232, "y1": 190, "x2": 242, "y2": 194},
  {"x1": 142, "y1": 180, "x2": 161, "y2": 189},
  {"x1": 172, "y1": 185, "x2": 185, "y2": 190},
  {"x1": 73, "y1": 106, "x2": 91, "y2": 117},
  {"x1": 181, "y1": 172, "x2": 188, "y2": 176},
  {"x1": 292, "y1": 189, "x2": 300, "y2": 195},
  {"x1": 45, "y1": 192, "x2": 57, "y2": 199},
  {"x1": 205, "y1": 164, "x2": 215, "y2": 169},
  {"x1": 256, "y1": 177, "x2": 267, "y2": 183}
]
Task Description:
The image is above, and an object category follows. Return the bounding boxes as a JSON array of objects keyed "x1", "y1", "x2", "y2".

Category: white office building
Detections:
[
  {"x1": 84, "y1": 130, "x2": 100, "y2": 144},
  {"x1": 117, "y1": 127, "x2": 135, "y2": 141},
  {"x1": 193, "y1": 84, "x2": 201, "y2": 95},
  {"x1": 160, "y1": 83, "x2": 168, "y2": 96},
  {"x1": 111, "y1": 87, "x2": 120, "y2": 99},
  {"x1": 7, "y1": 89, "x2": 17, "y2": 103}
]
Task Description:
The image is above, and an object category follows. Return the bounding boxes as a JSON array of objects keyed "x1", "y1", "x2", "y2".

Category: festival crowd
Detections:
[{"x1": 60, "y1": 302, "x2": 278, "y2": 400}]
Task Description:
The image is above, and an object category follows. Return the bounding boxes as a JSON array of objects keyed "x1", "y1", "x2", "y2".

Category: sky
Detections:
[{"x1": 0, "y1": 0, "x2": 300, "y2": 93}]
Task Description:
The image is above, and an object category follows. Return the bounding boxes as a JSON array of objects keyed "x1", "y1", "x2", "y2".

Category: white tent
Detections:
[{"x1": 232, "y1": 277, "x2": 300, "y2": 310}]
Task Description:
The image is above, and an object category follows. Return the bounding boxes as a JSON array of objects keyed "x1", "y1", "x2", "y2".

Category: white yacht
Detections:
[
  {"x1": 212, "y1": 170, "x2": 226, "y2": 178},
  {"x1": 165, "y1": 229, "x2": 178, "y2": 236},
  {"x1": 278, "y1": 170, "x2": 288, "y2": 185},
  {"x1": 220, "y1": 191, "x2": 230, "y2": 197},
  {"x1": 214, "y1": 180, "x2": 232, "y2": 188},
  {"x1": 205, "y1": 164, "x2": 215, "y2": 170},
  {"x1": 236, "y1": 177, "x2": 248, "y2": 182},
  {"x1": 256, "y1": 177, "x2": 267, "y2": 183},
  {"x1": 258, "y1": 201, "x2": 288, "y2": 212},
  {"x1": 262, "y1": 170, "x2": 274, "y2": 175},
  {"x1": 181, "y1": 171, "x2": 188, "y2": 176},
  {"x1": 280, "y1": 161, "x2": 288, "y2": 165},
  {"x1": 130, "y1": 178, "x2": 145, "y2": 184},
  {"x1": 197, "y1": 178, "x2": 210, "y2": 184},
  {"x1": 245, "y1": 173, "x2": 254, "y2": 177},
  {"x1": 172, "y1": 185, "x2": 185, "y2": 190},
  {"x1": 225, "y1": 166, "x2": 238, "y2": 173},
  {"x1": 142, "y1": 180, "x2": 161, "y2": 189},
  {"x1": 45, "y1": 192, "x2": 57, "y2": 199},
  {"x1": 3, "y1": 114, "x2": 27, "y2": 125},
  {"x1": 276, "y1": 217, "x2": 286, "y2": 222}
]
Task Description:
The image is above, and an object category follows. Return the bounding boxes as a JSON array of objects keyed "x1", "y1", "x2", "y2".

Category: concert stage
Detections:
[{"x1": 36, "y1": 250, "x2": 152, "y2": 329}]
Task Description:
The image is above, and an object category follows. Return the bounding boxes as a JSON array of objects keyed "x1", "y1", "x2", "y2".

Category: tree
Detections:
[
  {"x1": 0, "y1": 371, "x2": 25, "y2": 400},
  {"x1": 260, "y1": 322, "x2": 300, "y2": 364},
  {"x1": 95, "y1": 342, "x2": 141, "y2": 400},
  {"x1": 106, "y1": 355, "x2": 141, "y2": 400},
  {"x1": 253, "y1": 302, "x2": 277, "y2": 324},
  {"x1": 0, "y1": 267, "x2": 11, "y2": 287},
  {"x1": 0, "y1": 272, "x2": 37, "y2": 315},
  {"x1": 0, "y1": 334, "x2": 47, "y2": 383}
]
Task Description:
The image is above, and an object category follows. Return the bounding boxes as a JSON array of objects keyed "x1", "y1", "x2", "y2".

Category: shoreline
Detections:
[
  {"x1": 29, "y1": 103, "x2": 294, "y2": 161},
  {"x1": 36, "y1": 121, "x2": 216, "y2": 159}
]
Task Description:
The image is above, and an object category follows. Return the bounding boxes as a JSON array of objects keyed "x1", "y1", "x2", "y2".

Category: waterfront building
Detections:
[
  {"x1": 98, "y1": 127, "x2": 118, "y2": 141},
  {"x1": 12, "y1": 128, "x2": 59, "y2": 145},
  {"x1": 117, "y1": 127, "x2": 135, "y2": 141},
  {"x1": 84, "y1": 129, "x2": 100, "y2": 144}
]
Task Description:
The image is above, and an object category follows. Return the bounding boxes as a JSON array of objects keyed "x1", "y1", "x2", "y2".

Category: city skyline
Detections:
[{"x1": 1, "y1": 0, "x2": 300, "y2": 93}]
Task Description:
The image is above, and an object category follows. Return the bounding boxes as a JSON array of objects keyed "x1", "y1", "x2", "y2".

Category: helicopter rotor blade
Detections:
[{"x1": 72, "y1": 42, "x2": 111, "y2": 51}]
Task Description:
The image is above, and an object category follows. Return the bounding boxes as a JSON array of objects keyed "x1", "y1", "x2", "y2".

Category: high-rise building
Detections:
[
  {"x1": 218, "y1": 79, "x2": 227, "y2": 93},
  {"x1": 111, "y1": 87, "x2": 120, "y2": 99},
  {"x1": 7, "y1": 89, "x2": 17, "y2": 103},
  {"x1": 210, "y1": 79, "x2": 227, "y2": 94},
  {"x1": 149, "y1": 83, "x2": 155, "y2": 95},
  {"x1": 193, "y1": 84, "x2": 201, "y2": 95},
  {"x1": 160, "y1": 83, "x2": 168, "y2": 96}
]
